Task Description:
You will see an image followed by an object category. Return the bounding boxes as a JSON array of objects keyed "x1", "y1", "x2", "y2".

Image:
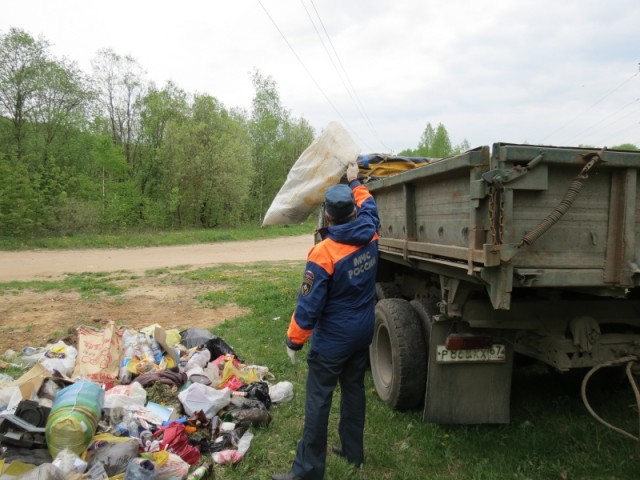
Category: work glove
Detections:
[
  {"x1": 286, "y1": 346, "x2": 297, "y2": 364},
  {"x1": 347, "y1": 161, "x2": 359, "y2": 182}
]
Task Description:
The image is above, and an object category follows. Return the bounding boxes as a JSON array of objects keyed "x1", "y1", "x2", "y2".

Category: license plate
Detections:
[{"x1": 435, "y1": 344, "x2": 506, "y2": 363}]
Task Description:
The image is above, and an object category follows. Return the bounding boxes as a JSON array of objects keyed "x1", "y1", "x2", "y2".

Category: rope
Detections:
[{"x1": 580, "y1": 355, "x2": 640, "y2": 441}]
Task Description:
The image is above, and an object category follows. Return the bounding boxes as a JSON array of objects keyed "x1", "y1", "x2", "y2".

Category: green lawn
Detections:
[
  {"x1": 1, "y1": 261, "x2": 638, "y2": 479},
  {"x1": 0, "y1": 221, "x2": 316, "y2": 251},
  {"x1": 187, "y1": 263, "x2": 640, "y2": 480}
]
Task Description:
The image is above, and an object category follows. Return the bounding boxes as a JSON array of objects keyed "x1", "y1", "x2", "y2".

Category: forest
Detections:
[{"x1": 0, "y1": 28, "x2": 317, "y2": 237}]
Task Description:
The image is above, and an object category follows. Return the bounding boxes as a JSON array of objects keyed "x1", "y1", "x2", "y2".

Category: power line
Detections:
[
  {"x1": 256, "y1": 0, "x2": 371, "y2": 150},
  {"x1": 566, "y1": 96, "x2": 640, "y2": 144},
  {"x1": 591, "y1": 114, "x2": 640, "y2": 147},
  {"x1": 305, "y1": 0, "x2": 391, "y2": 153},
  {"x1": 596, "y1": 121, "x2": 640, "y2": 147},
  {"x1": 540, "y1": 70, "x2": 639, "y2": 144}
]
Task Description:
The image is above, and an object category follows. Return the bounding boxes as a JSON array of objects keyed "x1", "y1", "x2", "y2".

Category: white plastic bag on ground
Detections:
[
  {"x1": 269, "y1": 381, "x2": 294, "y2": 403},
  {"x1": 39, "y1": 341, "x2": 78, "y2": 377},
  {"x1": 177, "y1": 383, "x2": 231, "y2": 419},
  {"x1": 262, "y1": 121, "x2": 360, "y2": 226},
  {"x1": 104, "y1": 382, "x2": 147, "y2": 409}
]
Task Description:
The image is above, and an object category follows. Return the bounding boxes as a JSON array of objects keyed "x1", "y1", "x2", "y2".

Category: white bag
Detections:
[
  {"x1": 104, "y1": 381, "x2": 147, "y2": 409},
  {"x1": 269, "y1": 381, "x2": 294, "y2": 403},
  {"x1": 39, "y1": 341, "x2": 78, "y2": 377},
  {"x1": 262, "y1": 121, "x2": 360, "y2": 226},
  {"x1": 178, "y1": 383, "x2": 231, "y2": 419}
]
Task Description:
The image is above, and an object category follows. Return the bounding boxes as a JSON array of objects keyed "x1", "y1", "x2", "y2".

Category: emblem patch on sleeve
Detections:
[{"x1": 301, "y1": 270, "x2": 315, "y2": 296}]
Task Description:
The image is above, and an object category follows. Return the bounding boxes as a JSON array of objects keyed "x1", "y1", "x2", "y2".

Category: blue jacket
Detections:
[{"x1": 287, "y1": 180, "x2": 379, "y2": 357}]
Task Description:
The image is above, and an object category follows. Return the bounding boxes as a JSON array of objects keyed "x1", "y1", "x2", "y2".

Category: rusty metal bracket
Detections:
[{"x1": 482, "y1": 151, "x2": 546, "y2": 186}]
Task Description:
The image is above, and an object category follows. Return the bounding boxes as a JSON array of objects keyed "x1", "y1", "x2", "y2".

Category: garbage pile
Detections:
[{"x1": 0, "y1": 321, "x2": 294, "y2": 479}]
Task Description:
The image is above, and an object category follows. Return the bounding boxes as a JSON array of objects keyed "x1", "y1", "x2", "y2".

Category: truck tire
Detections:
[
  {"x1": 375, "y1": 282, "x2": 402, "y2": 300},
  {"x1": 370, "y1": 298, "x2": 427, "y2": 410}
]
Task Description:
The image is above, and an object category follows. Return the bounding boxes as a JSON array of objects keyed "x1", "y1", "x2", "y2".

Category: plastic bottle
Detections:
[
  {"x1": 210, "y1": 415, "x2": 221, "y2": 440},
  {"x1": 110, "y1": 423, "x2": 128, "y2": 437},
  {"x1": 148, "y1": 334, "x2": 163, "y2": 363},
  {"x1": 119, "y1": 330, "x2": 136, "y2": 384},
  {"x1": 136, "y1": 333, "x2": 155, "y2": 363},
  {"x1": 187, "y1": 462, "x2": 211, "y2": 480}
]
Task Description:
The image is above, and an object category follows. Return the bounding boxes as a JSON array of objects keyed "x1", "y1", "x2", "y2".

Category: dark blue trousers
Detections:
[{"x1": 292, "y1": 348, "x2": 368, "y2": 480}]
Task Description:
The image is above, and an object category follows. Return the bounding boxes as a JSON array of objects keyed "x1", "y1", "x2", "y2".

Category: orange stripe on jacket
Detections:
[
  {"x1": 286, "y1": 235, "x2": 376, "y2": 346},
  {"x1": 353, "y1": 184, "x2": 372, "y2": 207},
  {"x1": 287, "y1": 311, "x2": 312, "y2": 345}
]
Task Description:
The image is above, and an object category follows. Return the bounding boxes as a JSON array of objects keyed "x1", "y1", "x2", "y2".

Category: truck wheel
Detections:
[
  {"x1": 370, "y1": 298, "x2": 427, "y2": 410},
  {"x1": 375, "y1": 282, "x2": 402, "y2": 300}
]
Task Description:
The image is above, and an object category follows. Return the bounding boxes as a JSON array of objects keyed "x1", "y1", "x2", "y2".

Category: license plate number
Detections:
[{"x1": 436, "y1": 344, "x2": 506, "y2": 363}]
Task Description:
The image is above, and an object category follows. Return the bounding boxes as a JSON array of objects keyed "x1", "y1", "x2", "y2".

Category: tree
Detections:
[
  {"x1": 32, "y1": 58, "x2": 93, "y2": 165},
  {"x1": 161, "y1": 94, "x2": 252, "y2": 228},
  {"x1": 137, "y1": 81, "x2": 189, "y2": 197},
  {"x1": 91, "y1": 48, "x2": 147, "y2": 171},
  {"x1": 399, "y1": 122, "x2": 469, "y2": 158},
  {"x1": 0, "y1": 28, "x2": 49, "y2": 161},
  {"x1": 248, "y1": 70, "x2": 314, "y2": 223},
  {"x1": 0, "y1": 154, "x2": 39, "y2": 235},
  {"x1": 416, "y1": 123, "x2": 435, "y2": 156},
  {"x1": 612, "y1": 143, "x2": 638, "y2": 151},
  {"x1": 431, "y1": 123, "x2": 452, "y2": 158},
  {"x1": 452, "y1": 138, "x2": 471, "y2": 154}
]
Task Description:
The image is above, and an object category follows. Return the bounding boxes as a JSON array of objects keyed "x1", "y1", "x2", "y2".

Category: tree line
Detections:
[
  {"x1": 7, "y1": 27, "x2": 627, "y2": 239},
  {"x1": 0, "y1": 28, "x2": 315, "y2": 236}
]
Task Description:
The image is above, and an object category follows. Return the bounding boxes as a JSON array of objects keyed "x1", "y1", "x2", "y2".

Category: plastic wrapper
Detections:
[
  {"x1": 52, "y1": 448, "x2": 88, "y2": 475},
  {"x1": 86, "y1": 437, "x2": 139, "y2": 477},
  {"x1": 14, "y1": 463, "x2": 67, "y2": 480},
  {"x1": 212, "y1": 431, "x2": 254, "y2": 465},
  {"x1": 154, "y1": 452, "x2": 189, "y2": 479}
]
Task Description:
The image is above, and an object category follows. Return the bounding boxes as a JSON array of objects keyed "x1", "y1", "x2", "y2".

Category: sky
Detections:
[{"x1": 2, "y1": 0, "x2": 639, "y2": 154}]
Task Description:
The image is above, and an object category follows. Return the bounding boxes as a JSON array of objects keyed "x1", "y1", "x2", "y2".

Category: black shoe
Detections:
[
  {"x1": 272, "y1": 472, "x2": 302, "y2": 480},
  {"x1": 331, "y1": 445, "x2": 362, "y2": 468}
]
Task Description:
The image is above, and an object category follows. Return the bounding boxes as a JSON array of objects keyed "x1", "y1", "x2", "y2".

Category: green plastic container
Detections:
[{"x1": 45, "y1": 381, "x2": 104, "y2": 457}]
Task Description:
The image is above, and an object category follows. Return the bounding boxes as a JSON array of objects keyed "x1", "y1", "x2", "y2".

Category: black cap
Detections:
[{"x1": 325, "y1": 184, "x2": 355, "y2": 220}]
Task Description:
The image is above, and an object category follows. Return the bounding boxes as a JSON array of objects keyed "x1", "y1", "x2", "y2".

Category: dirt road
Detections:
[
  {"x1": 0, "y1": 235, "x2": 313, "y2": 354},
  {"x1": 0, "y1": 235, "x2": 314, "y2": 282}
]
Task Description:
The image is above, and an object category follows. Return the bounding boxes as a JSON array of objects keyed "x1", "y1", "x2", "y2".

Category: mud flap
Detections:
[{"x1": 423, "y1": 320, "x2": 513, "y2": 424}]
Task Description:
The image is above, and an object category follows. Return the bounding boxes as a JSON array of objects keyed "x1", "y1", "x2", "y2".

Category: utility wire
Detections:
[
  {"x1": 306, "y1": 0, "x2": 391, "y2": 153},
  {"x1": 592, "y1": 117, "x2": 640, "y2": 147},
  {"x1": 256, "y1": 0, "x2": 371, "y2": 150},
  {"x1": 540, "y1": 70, "x2": 639, "y2": 144},
  {"x1": 566, "y1": 96, "x2": 640, "y2": 144}
]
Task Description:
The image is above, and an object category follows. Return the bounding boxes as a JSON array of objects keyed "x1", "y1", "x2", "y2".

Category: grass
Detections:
[
  {"x1": 1, "y1": 261, "x2": 639, "y2": 479},
  {"x1": 0, "y1": 272, "x2": 127, "y2": 297},
  {"x1": 0, "y1": 221, "x2": 316, "y2": 251},
  {"x1": 178, "y1": 263, "x2": 640, "y2": 480}
]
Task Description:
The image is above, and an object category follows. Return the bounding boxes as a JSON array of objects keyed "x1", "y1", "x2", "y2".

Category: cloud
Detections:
[{"x1": 1, "y1": 0, "x2": 639, "y2": 152}]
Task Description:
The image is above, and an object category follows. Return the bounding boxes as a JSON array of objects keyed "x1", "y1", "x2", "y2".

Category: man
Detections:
[{"x1": 272, "y1": 161, "x2": 379, "y2": 480}]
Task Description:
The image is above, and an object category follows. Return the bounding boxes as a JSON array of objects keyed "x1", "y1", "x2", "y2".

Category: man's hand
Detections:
[
  {"x1": 286, "y1": 346, "x2": 297, "y2": 364},
  {"x1": 347, "y1": 161, "x2": 359, "y2": 182}
]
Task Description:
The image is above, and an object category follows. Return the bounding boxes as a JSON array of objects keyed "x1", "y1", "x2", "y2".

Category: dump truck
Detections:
[{"x1": 355, "y1": 142, "x2": 640, "y2": 425}]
